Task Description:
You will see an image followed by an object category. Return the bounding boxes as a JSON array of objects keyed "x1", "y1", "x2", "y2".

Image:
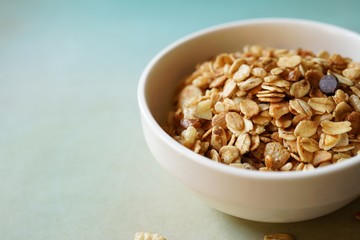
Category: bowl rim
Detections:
[{"x1": 138, "y1": 17, "x2": 360, "y2": 180}]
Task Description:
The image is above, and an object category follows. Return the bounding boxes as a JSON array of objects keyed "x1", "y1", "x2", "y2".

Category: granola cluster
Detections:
[
  {"x1": 164, "y1": 45, "x2": 360, "y2": 171},
  {"x1": 134, "y1": 232, "x2": 166, "y2": 240}
]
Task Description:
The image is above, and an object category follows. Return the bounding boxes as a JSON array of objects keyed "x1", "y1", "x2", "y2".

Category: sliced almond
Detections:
[{"x1": 194, "y1": 99, "x2": 213, "y2": 120}]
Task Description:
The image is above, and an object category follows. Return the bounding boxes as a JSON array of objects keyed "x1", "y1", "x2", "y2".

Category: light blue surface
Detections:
[{"x1": 1, "y1": 1, "x2": 360, "y2": 239}]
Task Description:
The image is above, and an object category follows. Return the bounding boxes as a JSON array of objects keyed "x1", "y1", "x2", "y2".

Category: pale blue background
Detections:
[{"x1": 1, "y1": 1, "x2": 360, "y2": 239}]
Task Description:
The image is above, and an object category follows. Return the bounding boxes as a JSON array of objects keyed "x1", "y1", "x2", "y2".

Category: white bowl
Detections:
[{"x1": 138, "y1": 18, "x2": 360, "y2": 223}]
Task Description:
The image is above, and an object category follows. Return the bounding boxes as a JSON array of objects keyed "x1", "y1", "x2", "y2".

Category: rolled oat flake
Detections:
[{"x1": 319, "y1": 74, "x2": 338, "y2": 94}]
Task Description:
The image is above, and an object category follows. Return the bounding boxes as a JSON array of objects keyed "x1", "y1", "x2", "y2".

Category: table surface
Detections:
[{"x1": 1, "y1": 1, "x2": 360, "y2": 239}]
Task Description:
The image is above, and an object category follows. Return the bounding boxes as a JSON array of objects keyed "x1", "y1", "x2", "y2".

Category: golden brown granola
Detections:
[{"x1": 164, "y1": 45, "x2": 360, "y2": 171}]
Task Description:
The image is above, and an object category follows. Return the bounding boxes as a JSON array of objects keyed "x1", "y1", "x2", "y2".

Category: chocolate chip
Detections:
[{"x1": 319, "y1": 74, "x2": 338, "y2": 94}]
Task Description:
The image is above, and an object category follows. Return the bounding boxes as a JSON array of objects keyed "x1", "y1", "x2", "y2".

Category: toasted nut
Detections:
[{"x1": 194, "y1": 99, "x2": 213, "y2": 120}]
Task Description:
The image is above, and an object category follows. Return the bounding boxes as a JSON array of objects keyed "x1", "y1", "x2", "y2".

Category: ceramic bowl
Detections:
[{"x1": 138, "y1": 18, "x2": 360, "y2": 222}]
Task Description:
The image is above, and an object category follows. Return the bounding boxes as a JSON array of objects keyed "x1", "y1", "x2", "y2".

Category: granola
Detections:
[
  {"x1": 264, "y1": 233, "x2": 293, "y2": 240},
  {"x1": 164, "y1": 45, "x2": 360, "y2": 171}
]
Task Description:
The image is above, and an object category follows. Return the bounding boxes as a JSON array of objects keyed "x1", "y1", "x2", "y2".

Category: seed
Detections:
[{"x1": 319, "y1": 74, "x2": 338, "y2": 95}]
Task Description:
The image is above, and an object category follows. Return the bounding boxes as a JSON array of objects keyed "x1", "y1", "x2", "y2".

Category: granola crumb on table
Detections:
[
  {"x1": 264, "y1": 233, "x2": 294, "y2": 240},
  {"x1": 134, "y1": 232, "x2": 166, "y2": 240},
  {"x1": 164, "y1": 45, "x2": 360, "y2": 171}
]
